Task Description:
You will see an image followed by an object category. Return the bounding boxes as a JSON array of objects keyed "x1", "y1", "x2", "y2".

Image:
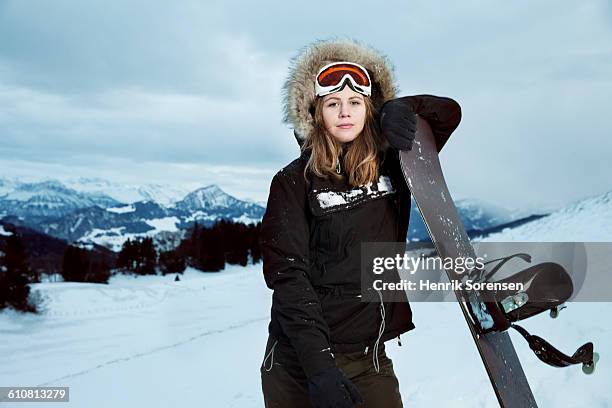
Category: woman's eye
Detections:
[
  {"x1": 327, "y1": 103, "x2": 337, "y2": 107},
  {"x1": 351, "y1": 101, "x2": 361, "y2": 105}
]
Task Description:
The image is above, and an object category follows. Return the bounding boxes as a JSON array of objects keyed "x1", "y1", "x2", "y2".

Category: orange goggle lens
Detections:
[{"x1": 316, "y1": 63, "x2": 371, "y2": 88}]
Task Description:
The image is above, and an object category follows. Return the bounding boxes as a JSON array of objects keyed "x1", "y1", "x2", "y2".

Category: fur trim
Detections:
[{"x1": 282, "y1": 37, "x2": 399, "y2": 142}]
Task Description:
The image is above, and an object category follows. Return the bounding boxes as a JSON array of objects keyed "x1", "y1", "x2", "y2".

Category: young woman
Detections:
[{"x1": 259, "y1": 39, "x2": 462, "y2": 408}]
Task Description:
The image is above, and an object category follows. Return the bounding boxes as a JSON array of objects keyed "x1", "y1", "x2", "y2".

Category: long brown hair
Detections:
[{"x1": 302, "y1": 95, "x2": 385, "y2": 187}]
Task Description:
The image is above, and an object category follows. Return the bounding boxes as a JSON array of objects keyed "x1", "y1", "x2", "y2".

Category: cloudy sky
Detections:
[{"x1": 1, "y1": 0, "x2": 611, "y2": 212}]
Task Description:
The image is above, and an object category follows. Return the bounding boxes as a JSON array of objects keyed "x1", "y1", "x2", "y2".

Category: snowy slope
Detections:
[
  {"x1": 1, "y1": 191, "x2": 611, "y2": 407},
  {"x1": 0, "y1": 266, "x2": 270, "y2": 408},
  {"x1": 0, "y1": 265, "x2": 609, "y2": 407},
  {"x1": 485, "y1": 190, "x2": 612, "y2": 241}
]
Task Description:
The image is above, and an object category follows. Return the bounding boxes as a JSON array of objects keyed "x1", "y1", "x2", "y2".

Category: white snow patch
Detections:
[
  {"x1": 317, "y1": 190, "x2": 357, "y2": 208},
  {"x1": 0, "y1": 225, "x2": 12, "y2": 236},
  {"x1": 232, "y1": 215, "x2": 260, "y2": 225},
  {"x1": 79, "y1": 218, "x2": 181, "y2": 252},
  {"x1": 317, "y1": 175, "x2": 394, "y2": 209},
  {"x1": 79, "y1": 227, "x2": 128, "y2": 252},
  {"x1": 183, "y1": 211, "x2": 217, "y2": 222},
  {"x1": 145, "y1": 217, "x2": 180, "y2": 233},
  {"x1": 106, "y1": 204, "x2": 136, "y2": 214},
  {"x1": 376, "y1": 175, "x2": 394, "y2": 193}
]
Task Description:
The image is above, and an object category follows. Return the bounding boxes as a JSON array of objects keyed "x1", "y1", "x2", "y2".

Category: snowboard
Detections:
[{"x1": 398, "y1": 117, "x2": 538, "y2": 407}]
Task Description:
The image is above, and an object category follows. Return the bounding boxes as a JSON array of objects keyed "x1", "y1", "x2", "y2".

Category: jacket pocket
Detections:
[{"x1": 318, "y1": 292, "x2": 380, "y2": 344}]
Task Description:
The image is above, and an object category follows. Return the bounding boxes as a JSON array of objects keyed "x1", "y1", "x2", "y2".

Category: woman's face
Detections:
[{"x1": 321, "y1": 86, "x2": 367, "y2": 144}]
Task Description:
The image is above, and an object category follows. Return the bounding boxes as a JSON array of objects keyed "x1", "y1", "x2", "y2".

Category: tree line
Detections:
[{"x1": 0, "y1": 220, "x2": 262, "y2": 313}]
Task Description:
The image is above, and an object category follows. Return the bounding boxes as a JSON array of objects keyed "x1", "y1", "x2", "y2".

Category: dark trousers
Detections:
[{"x1": 260, "y1": 335, "x2": 404, "y2": 407}]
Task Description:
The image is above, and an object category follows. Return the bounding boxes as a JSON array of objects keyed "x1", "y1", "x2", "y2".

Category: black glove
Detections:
[
  {"x1": 380, "y1": 98, "x2": 418, "y2": 151},
  {"x1": 307, "y1": 366, "x2": 363, "y2": 408}
]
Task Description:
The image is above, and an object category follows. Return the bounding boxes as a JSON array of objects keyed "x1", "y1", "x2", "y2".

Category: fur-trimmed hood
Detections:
[{"x1": 281, "y1": 38, "x2": 399, "y2": 144}]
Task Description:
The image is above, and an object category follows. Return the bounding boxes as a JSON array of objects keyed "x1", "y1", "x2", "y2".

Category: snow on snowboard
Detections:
[{"x1": 398, "y1": 117, "x2": 597, "y2": 407}]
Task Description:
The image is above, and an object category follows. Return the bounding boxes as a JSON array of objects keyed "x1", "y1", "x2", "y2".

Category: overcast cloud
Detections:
[{"x1": 1, "y1": 0, "x2": 611, "y2": 211}]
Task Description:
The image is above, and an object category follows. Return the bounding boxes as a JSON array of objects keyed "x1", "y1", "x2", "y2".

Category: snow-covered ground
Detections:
[
  {"x1": 1, "y1": 191, "x2": 611, "y2": 407},
  {"x1": 0, "y1": 266, "x2": 271, "y2": 407},
  {"x1": 1, "y1": 266, "x2": 610, "y2": 407}
]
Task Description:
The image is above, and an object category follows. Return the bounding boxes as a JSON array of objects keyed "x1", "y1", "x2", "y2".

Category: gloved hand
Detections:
[
  {"x1": 380, "y1": 98, "x2": 418, "y2": 151},
  {"x1": 307, "y1": 366, "x2": 363, "y2": 408}
]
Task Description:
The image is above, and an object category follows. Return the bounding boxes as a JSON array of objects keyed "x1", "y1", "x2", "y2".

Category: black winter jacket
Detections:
[{"x1": 260, "y1": 95, "x2": 462, "y2": 379}]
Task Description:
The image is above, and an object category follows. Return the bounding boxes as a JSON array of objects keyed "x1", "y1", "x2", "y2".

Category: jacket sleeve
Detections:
[
  {"x1": 398, "y1": 94, "x2": 462, "y2": 152},
  {"x1": 259, "y1": 168, "x2": 336, "y2": 379}
]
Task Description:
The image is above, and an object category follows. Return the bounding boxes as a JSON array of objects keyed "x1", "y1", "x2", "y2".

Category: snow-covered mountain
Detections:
[
  {"x1": 0, "y1": 180, "x2": 120, "y2": 220},
  {"x1": 245, "y1": 198, "x2": 269, "y2": 208},
  {"x1": 408, "y1": 197, "x2": 521, "y2": 241},
  {"x1": 7, "y1": 176, "x2": 608, "y2": 253},
  {"x1": 61, "y1": 177, "x2": 191, "y2": 207},
  {"x1": 35, "y1": 201, "x2": 171, "y2": 244},
  {"x1": 455, "y1": 198, "x2": 518, "y2": 229},
  {"x1": 0, "y1": 177, "x2": 20, "y2": 197},
  {"x1": 0, "y1": 178, "x2": 264, "y2": 251},
  {"x1": 172, "y1": 185, "x2": 264, "y2": 224}
]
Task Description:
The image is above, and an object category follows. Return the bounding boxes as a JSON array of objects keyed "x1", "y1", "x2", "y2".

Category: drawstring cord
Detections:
[
  {"x1": 372, "y1": 288, "x2": 386, "y2": 373},
  {"x1": 262, "y1": 339, "x2": 278, "y2": 372}
]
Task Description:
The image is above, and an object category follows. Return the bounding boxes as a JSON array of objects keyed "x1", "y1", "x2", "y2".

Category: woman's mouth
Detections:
[{"x1": 338, "y1": 124, "x2": 353, "y2": 129}]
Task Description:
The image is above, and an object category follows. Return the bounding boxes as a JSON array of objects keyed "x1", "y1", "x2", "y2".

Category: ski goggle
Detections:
[{"x1": 314, "y1": 61, "x2": 372, "y2": 97}]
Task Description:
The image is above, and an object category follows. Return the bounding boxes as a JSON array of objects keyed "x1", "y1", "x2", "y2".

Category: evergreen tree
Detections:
[
  {"x1": 205, "y1": 222, "x2": 225, "y2": 271},
  {"x1": 61, "y1": 245, "x2": 90, "y2": 282},
  {"x1": 139, "y1": 237, "x2": 157, "y2": 275},
  {"x1": 250, "y1": 222, "x2": 262, "y2": 264},
  {"x1": 117, "y1": 238, "x2": 137, "y2": 271},
  {"x1": 0, "y1": 232, "x2": 36, "y2": 312},
  {"x1": 61, "y1": 246, "x2": 111, "y2": 284},
  {"x1": 159, "y1": 249, "x2": 185, "y2": 275},
  {"x1": 116, "y1": 237, "x2": 157, "y2": 275},
  {"x1": 178, "y1": 219, "x2": 262, "y2": 272},
  {"x1": 86, "y1": 256, "x2": 111, "y2": 284}
]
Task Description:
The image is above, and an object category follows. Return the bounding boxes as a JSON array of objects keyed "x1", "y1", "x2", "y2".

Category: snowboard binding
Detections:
[
  {"x1": 463, "y1": 253, "x2": 598, "y2": 374},
  {"x1": 511, "y1": 323, "x2": 599, "y2": 375}
]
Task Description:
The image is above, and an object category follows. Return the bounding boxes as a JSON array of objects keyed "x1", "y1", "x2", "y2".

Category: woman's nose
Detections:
[{"x1": 339, "y1": 104, "x2": 350, "y2": 117}]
